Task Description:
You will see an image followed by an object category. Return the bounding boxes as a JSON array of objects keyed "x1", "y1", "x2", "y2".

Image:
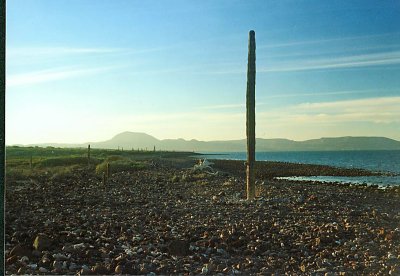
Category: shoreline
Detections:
[{"x1": 5, "y1": 157, "x2": 400, "y2": 275}]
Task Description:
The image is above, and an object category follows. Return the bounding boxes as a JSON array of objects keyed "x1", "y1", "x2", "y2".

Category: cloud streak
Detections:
[
  {"x1": 262, "y1": 89, "x2": 377, "y2": 99},
  {"x1": 260, "y1": 96, "x2": 400, "y2": 125},
  {"x1": 262, "y1": 51, "x2": 400, "y2": 72},
  {"x1": 198, "y1": 89, "x2": 391, "y2": 110},
  {"x1": 259, "y1": 32, "x2": 400, "y2": 49},
  {"x1": 6, "y1": 47, "x2": 124, "y2": 62},
  {"x1": 205, "y1": 50, "x2": 400, "y2": 75},
  {"x1": 7, "y1": 66, "x2": 118, "y2": 87},
  {"x1": 198, "y1": 103, "x2": 245, "y2": 110}
]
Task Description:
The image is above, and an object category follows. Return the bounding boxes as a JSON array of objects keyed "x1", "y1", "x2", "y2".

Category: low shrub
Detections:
[{"x1": 50, "y1": 165, "x2": 79, "y2": 180}]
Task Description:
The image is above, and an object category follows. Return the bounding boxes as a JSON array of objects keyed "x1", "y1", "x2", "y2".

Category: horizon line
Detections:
[{"x1": 6, "y1": 133, "x2": 400, "y2": 147}]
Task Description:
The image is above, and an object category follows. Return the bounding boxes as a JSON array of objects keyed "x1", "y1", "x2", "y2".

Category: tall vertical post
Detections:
[
  {"x1": 246, "y1": 30, "x2": 256, "y2": 200},
  {"x1": 87, "y1": 144, "x2": 91, "y2": 168},
  {"x1": 30, "y1": 154, "x2": 33, "y2": 169}
]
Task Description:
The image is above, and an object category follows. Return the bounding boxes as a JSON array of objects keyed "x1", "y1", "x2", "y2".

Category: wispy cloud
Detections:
[
  {"x1": 261, "y1": 51, "x2": 400, "y2": 73},
  {"x1": 198, "y1": 103, "x2": 245, "y2": 110},
  {"x1": 7, "y1": 66, "x2": 118, "y2": 87},
  {"x1": 263, "y1": 89, "x2": 382, "y2": 99},
  {"x1": 206, "y1": 50, "x2": 400, "y2": 75},
  {"x1": 260, "y1": 96, "x2": 400, "y2": 125},
  {"x1": 114, "y1": 96, "x2": 400, "y2": 141},
  {"x1": 259, "y1": 32, "x2": 400, "y2": 49},
  {"x1": 197, "y1": 89, "x2": 389, "y2": 110},
  {"x1": 7, "y1": 47, "x2": 123, "y2": 60},
  {"x1": 8, "y1": 44, "x2": 187, "y2": 57},
  {"x1": 263, "y1": 43, "x2": 400, "y2": 59}
]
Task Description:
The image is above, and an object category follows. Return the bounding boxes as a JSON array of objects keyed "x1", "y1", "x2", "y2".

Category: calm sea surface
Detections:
[{"x1": 200, "y1": 150, "x2": 400, "y2": 187}]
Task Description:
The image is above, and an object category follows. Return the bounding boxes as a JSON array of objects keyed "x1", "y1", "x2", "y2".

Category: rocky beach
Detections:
[{"x1": 5, "y1": 158, "x2": 400, "y2": 275}]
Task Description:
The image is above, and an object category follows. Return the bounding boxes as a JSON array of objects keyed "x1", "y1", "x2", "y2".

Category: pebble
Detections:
[
  {"x1": 33, "y1": 234, "x2": 52, "y2": 251},
  {"x1": 115, "y1": 264, "x2": 124, "y2": 274},
  {"x1": 53, "y1": 253, "x2": 69, "y2": 261},
  {"x1": 39, "y1": 267, "x2": 48, "y2": 273},
  {"x1": 27, "y1": 263, "x2": 37, "y2": 270},
  {"x1": 69, "y1": 262, "x2": 79, "y2": 271}
]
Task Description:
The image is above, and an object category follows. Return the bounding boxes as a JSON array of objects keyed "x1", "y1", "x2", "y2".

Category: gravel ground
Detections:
[{"x1": 5, "y1": 160, "x2": 400, "y2": 275}]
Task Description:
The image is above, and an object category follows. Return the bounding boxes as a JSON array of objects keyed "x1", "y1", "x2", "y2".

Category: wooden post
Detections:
[
  {"x1": 30, "y1": 154, "x2": 33, "y2": 169},
  {"x1": 87, "y1": 144, "x2": 91, "y2": 168},
  {"x1": 103, "y1": 172, "x2": 107, "y2": 186},
  {"x1": 106, "y1": 162, "x2": 110, "y2": 179},
  {"x1": 246, "y1": 30, "x2": 256, "y2": 200}
]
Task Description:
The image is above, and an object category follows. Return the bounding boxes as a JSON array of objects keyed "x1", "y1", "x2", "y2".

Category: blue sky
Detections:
[{"x1": 6, "y1": 0, "x2": 400, "y2": 144}]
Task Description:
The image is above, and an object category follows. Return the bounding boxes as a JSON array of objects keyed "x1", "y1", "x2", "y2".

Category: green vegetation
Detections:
[
  {"x1": 5, "y1": 146, "x2": 196, "y2": 183},
  {"x1": 95, "y1": 158, "x2": 147, "y2": 175},
  {"x1": 36, "y1": 156, "x2": 101, "y2": 168}
]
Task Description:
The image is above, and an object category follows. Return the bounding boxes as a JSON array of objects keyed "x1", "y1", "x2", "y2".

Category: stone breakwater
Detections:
[{"x1": 5, "y1": 160, "x2": 400, "y2": 275}]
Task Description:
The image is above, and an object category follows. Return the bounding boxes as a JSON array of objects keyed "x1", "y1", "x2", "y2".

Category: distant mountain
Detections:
[
  {"x1": 88, "y1": 132, "x2": 400, "y2": 152},
  {"x1": 17, "y1": 132, "x2": 400, "y2": 152},
  {"x1": 93, "y1": 132, "x2": 159, "y2": 150}
]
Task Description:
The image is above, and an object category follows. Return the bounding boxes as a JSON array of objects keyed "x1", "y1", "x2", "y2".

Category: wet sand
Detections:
[{"x1": 5, "y1": 159, "x2": 400, "y2": 275}]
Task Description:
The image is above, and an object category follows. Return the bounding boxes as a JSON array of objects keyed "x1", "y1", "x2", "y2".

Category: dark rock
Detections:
[
  {"x1": 40, "y1": 255, "x2": 52, "y2": 268},
  {"x1": 33, "y1": 234, "x2": 52, "y2": 251},
  {"x1": 168, "y1": 240, "x2": 191, "y2": 256},
  {"x1": 32, "y1": 250, "x2": 42, "y2": 257},
  {"x1": 123, "y1": 261, "x2": 138, "y2": 275},
  {"x1": 9, "y1": 244, "x2": 31, "y2": 257},
  {"x1": 6, "y1": 255, "x2": 18, "y2": 266}
]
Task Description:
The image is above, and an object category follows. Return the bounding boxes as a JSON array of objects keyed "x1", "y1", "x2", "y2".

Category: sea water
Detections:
[{"x1": 200, "y1": 150, "x2": 400, "y2": 187}]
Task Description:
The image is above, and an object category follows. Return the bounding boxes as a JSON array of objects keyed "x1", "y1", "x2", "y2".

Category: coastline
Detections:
[{"x1": 5, "y1": 157, "x2": 400, "y2": 275}]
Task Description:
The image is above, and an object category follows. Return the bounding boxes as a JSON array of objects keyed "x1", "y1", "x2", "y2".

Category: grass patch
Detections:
[
  {"x1": 36, "y1": 156, "x2": 101, "y2": 168},
  {"x1": 95, "y1": 158, "x2": 147, "y2": 175},
  {"x1": 6, "y1": 165, "x2": 80, "y2": 181},
  {"x1": 105, "y1": 155, "x2": 126, "y2": 162},
  {"x1": 5, "y1": 145, "x2": 195, "y2": 182}
]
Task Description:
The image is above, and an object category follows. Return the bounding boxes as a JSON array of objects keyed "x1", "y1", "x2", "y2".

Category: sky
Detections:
[{"x1": 6, "y1": 0, "x2": 400, "y2": 144}]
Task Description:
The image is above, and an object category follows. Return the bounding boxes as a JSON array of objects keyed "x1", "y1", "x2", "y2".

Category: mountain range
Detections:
[{"x1": 18, "y1": 131, "x2": 400, "y2": 152}]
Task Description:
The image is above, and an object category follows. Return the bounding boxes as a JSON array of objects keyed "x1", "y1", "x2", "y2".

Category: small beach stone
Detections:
[
  {"x1": 168, "y1": 240, "x2": 190, "y2": 256},
  {"x1": 33, "y1": 234, "x2": 52, "y2": 251},
  {"x1": 39, "y1": 267, "x2": 48, "y2": 273},
  {"x1": 115, "y1": 264, "x2": 124, "y2": 274},
  {"x1": 92, "y1": 264, "x2": 109, "y2": 274}
]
